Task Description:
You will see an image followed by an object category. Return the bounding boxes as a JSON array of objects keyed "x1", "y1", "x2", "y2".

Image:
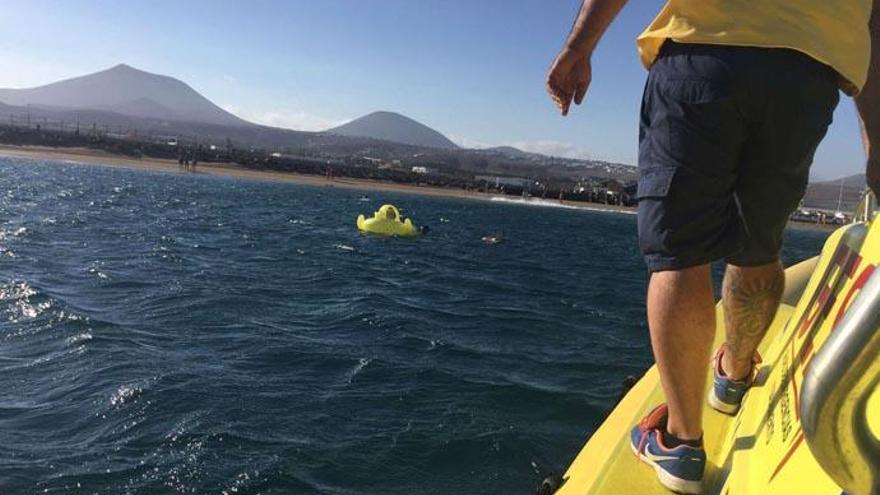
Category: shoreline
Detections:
[
  {"x1": 0, "y1": 144, "x2": 636, "y2": 214},
  {"x1": 0, "y1": 144, "x2": 837, "y2": 231}
]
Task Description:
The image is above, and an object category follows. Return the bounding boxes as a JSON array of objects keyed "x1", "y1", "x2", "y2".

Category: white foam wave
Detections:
[
  {"x1": 0, "y1": 226, "x2": 27, "y2": 240},
  {"x1": 222, "y1": 471, "x2": 261, "y2": 495},
  {"x1": 488, "y1": 196, "x2": 636, "y2": 215},
  {"x1": 0, "y1": 281, "x2": 53, "y2": 321},
  {"x1": 87, "y1": 261, "x2": 109, "y2": 280},
  {"x1": 66, "y1": 332, "x2": 93, "y2": 345},
  {"x1": 347, "y1": 357, "x2": 371, "y2": 383},
  {"x1": 110, "y1": 384, "x2": 143, "y2": 408}
]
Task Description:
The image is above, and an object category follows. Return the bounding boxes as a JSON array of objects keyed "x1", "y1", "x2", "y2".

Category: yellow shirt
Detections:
[{"x1": 637, "y1": 0, "x2": 873, "y2": 94}]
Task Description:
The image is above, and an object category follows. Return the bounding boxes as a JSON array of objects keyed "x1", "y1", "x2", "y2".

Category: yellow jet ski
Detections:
[
  {"x1": 356, "y1": 204, "x2": 420, "y2": 237},
  {"x1": 543, "y1": 191, "x2": 880, "y2": 495}
]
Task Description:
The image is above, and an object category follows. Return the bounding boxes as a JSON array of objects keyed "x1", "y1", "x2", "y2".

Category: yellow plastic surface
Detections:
[
  {"x1": 356, "y1": 204, "x2": 419, "y2": 237},
  {"x1": 557, "y1": 216, "x2": 880, "y2": 495}
]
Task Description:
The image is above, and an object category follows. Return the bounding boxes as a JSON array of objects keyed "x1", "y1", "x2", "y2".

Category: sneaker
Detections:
[
  {"x1": 707, "y1": 344, "x2": 762, "y2": 415},
  {"x1": 630, "y1": 404, "x2": 705, "y2": 494}
]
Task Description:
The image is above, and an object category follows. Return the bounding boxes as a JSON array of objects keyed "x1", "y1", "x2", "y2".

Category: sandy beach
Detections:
[
  {"x1": 0, "y1": 145, "x2": 840, "y2": 232},
  {"x1": 0, "y1": 144, "x2": 638, "y2": 214}
]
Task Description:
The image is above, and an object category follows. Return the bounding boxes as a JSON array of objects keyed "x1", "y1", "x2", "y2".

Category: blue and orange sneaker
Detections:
[
  {"x1": 707, "y1": 344, "x2": 762, "y2": 415},
  {"x1": 630, "y1": 404, "x2": 705, "y2": 494}
]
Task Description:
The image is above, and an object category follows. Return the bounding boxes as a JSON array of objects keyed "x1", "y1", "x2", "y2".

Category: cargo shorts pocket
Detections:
[{"x1": 636, "y1": 167, "x2": 675, "y2": 200}]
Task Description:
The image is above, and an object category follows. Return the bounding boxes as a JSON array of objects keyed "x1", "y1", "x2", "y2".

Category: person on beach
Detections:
[{"x1": 547, "y1": 1, "x2": 879, "y2": 493}]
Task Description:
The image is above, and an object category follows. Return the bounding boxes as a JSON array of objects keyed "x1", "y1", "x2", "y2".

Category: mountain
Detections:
[
  {"x1": 0, "y1": 65, "x2": 643, "y2": 181},
  {"x1": 803, "y1": 173, "x2": 867, "y2": 211},
  {"x1": 0, "y1": 64, "x2": 250, "y2": 127},
  {"x1": 326, "y1": 111, "x2": 458, "y2": 149},
  {"x1": 815, "y1": 173, "x2": 867, "y2": 189},
  {"x1": 487, "y1": 146, "x2": 527, "y2": 156},
  {"x1": 93, "y1": 97, "x2": 178, "y2": 121}
]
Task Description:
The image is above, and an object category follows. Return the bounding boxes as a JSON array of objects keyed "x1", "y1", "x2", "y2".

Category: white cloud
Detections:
[{"x1": 221, "y1": 104, "x2": 346, "y2": 131}]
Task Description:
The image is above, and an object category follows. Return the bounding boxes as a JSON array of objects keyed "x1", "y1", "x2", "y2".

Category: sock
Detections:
[{"x1": 663, "y1": 429, "x2": 703, "y2": 449}]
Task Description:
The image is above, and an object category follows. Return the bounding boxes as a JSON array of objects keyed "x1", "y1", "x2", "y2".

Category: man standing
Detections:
[{"x1": 547, "y1": 1, "x2": 878, "y2": 493}]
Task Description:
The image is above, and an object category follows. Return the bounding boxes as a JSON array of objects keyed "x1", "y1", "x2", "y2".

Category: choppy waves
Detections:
[{"x1": 0, "y1": 157, "x2": 829, "y2": 494}]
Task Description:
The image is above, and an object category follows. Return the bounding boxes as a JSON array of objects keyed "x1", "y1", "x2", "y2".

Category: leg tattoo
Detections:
[{"x1": 721, "y1": 263, "x2": 784, "y2": 380}]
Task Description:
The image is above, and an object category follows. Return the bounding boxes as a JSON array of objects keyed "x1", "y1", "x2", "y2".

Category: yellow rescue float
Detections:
[{"x1": 356, "y1": 204, "x2": 420, "y2": 237}]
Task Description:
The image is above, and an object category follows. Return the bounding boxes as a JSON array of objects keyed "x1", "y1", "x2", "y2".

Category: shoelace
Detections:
[{"x1": 714, "y1": 344, "x2": 763, "y2": 385}]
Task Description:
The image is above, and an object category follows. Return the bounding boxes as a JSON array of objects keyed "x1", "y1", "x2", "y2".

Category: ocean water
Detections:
[{"x1": 0, "y1": 157, "x2": 828, "y2": 494}]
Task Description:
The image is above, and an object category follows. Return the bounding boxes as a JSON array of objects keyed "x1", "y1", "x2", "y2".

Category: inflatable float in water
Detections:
[{"x1": 356, "y1": 204, "x2": 420, "y2": 237}]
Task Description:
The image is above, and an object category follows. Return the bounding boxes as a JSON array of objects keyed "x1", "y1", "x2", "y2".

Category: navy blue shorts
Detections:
[{"x1": 637, "y1": 42, "x2": 840, "y2": 272}]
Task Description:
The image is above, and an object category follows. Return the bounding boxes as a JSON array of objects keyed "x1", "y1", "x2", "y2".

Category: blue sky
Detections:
[{"x1": 0, "y1": 0, "x2": 867, "y2": 180}]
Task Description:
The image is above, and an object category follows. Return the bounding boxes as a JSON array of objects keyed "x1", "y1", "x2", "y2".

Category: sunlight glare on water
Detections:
[{"x1": 0, "y1": 157, "x2": 827, "y2": 494}]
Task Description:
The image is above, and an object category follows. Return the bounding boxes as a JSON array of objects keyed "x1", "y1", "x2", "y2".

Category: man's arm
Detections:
[
  {"x1": 855, "y1": 0, "x2": 880, "y2": 197},
  {"x1": 546, "y1": 0, "x2": 629, "y2": 116}
]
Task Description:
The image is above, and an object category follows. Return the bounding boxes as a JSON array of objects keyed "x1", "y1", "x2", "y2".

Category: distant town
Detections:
[{"x1": 0, "y1": 63, "x2": 867, "y2": 226}]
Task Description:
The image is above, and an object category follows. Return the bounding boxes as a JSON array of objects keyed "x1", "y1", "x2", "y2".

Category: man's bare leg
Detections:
[
  {"x1": 720, "y1": 262, "x2": 784, "y2": 379},
  {"x1": 647, "y1": 264, "x2": 716, "y2": 440}
]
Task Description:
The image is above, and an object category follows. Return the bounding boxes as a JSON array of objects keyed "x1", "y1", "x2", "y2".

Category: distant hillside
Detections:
[
  {"x1": 485, "y1": 146, "x2": 529, "y2": 158},
  {"x1": 803, "y1": 174, "x2": 867, "y2": 211},
  {"x1": 93, "y1": 97, "x2": 179, "y2": 121},
  {"x1": 0, "y1": 64, "x2": 250, "y2": 127},
  {"x1": 0, "y1": 65, "x2": 648, "y2": 182},
  {"x1": 326, "y1": 111, "x2": 458, "y2": 149},
  {"x1": 815, "y1": 173, "x2": 867, "y2": 189}
]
